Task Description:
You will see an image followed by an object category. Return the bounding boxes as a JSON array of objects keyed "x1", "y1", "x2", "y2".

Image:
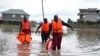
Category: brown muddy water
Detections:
[{"x1": 0, "y1": 28, "x2": 100, "y2": 56}]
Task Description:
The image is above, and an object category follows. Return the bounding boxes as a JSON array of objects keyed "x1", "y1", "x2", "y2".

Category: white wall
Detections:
[{"x1": 83, "y1": 14, "x2": 99, "y2": 21}]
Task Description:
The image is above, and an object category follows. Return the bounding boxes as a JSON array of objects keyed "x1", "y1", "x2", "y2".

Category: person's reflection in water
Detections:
[
  {"x1": 50, "y1": 51, "x2": 61, "y2": 56},
  {"x1": 39, "y1": 43, "x2": 50, "y2": 56},
  {"x1": 17, "y1": 44, "x2": 30, "y2": 56},
  {"x1": 39, "y1": 44, "x2": 61, "y2": 56}
]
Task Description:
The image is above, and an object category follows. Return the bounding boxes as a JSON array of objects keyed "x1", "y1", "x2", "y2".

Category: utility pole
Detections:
[{"x1": 41, "y1": 0, "x2": 44, "y2": 20}]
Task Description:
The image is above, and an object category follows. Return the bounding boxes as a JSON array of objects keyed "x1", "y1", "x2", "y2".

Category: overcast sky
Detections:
[{"x1": 0, "y1": 0, "x2": 100, "y2": 22}]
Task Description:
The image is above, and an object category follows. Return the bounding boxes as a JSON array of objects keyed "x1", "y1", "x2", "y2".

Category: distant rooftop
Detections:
[{"x1": 2, "y1": 9, "x2": 29, "y2": 15}]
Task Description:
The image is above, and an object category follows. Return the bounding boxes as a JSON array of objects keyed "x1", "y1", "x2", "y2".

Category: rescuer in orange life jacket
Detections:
[
  {"x1": 35, "y1": 18, "x2": 49, "y2": 43},
  {"x1": 19, "y1": 16, "x2": 31, "y2": 44},
  {"x1": 48, "y1": 15, "x2": 74, "y2": 51}
]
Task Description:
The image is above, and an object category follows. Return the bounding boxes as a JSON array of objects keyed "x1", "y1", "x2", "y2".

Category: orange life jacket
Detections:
[
  {"x1": 21, "y1": 20, "x2": 30, "y2": 30},
  {"x1": 17, "y1": 32, "x2": 31, "y2": 44},
  {"x1": 41, "y1": 22, "x2": 49, "y2": 32},
  {"x1": 52, "y1": 19, "x2": 62, "y2": 33}
]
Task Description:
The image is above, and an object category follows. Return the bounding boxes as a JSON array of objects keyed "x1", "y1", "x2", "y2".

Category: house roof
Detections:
[{"x1": 2, "y1": 9, "x2": 29, "y2": 15}]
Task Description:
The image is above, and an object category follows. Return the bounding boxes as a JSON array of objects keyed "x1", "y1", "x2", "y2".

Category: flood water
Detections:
[{"x1": 0, "y1": 27, "x2": 100, "y2": 56}]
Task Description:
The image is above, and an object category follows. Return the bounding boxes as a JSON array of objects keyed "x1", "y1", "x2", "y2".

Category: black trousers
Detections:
[{"x1": 41, "y1": 32, "x2": 49, "y2": 43}]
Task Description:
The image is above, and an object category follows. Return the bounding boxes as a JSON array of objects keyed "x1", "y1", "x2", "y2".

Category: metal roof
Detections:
[{"x1": 2, "y1": 9, "x2": 29, "y2": 15}]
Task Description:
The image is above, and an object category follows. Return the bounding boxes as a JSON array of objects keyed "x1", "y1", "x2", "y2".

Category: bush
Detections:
[
  {"x1": 0, "y1": 20, "x2": 20, "y2": 25},
  {"x1": 96, "y1": 19, "x2": 100, "y2": 24},
  {"x1": 86, "y1": 21, "x2": 96, "y2": 25},
  {"x1": 77, "y1": 19, "x2": 85, "y2": 24}
]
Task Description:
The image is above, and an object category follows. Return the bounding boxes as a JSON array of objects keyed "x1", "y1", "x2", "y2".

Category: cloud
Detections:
[
  {"x1": 80, "y1": 0, "x2": 100, "y2": 3},
  {"x1": 29, "y1": 9, "x2": 79, "y2": 22},
  {"x1": 78, "y1": 0, "x2": 100, "y2": 8},
  {"x1": 0, "y1": 0, "x2": 100, "y2": 22}
]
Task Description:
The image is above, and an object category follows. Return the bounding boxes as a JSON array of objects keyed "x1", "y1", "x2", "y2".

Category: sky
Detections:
[{"x1": 0, "y1": 0, "x2": 100, "y2": 22}]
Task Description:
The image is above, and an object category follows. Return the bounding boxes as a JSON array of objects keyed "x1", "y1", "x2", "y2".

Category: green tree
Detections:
[{"x1": 68, "y1": 18, "x2": 73, "y2": 23}]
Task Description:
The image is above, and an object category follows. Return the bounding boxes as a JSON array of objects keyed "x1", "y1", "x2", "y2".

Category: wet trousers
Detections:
[
  {"x1": 22, "y1": 29, "x2": 30, "y2": 34},
  {"x1": 41, "y1": 32, "x2": 49, "y2": 43},
  {"x1": 52, "y1": 33, "x2": 62, "y2": 50}
]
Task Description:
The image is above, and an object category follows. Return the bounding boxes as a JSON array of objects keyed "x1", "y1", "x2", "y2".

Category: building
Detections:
[
  {"x1": 78, "y1": 8, "x2": 100, "y2": 22},
  {"x1": 2, "y1": 9, "x2": 29, "y2": 21}
]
